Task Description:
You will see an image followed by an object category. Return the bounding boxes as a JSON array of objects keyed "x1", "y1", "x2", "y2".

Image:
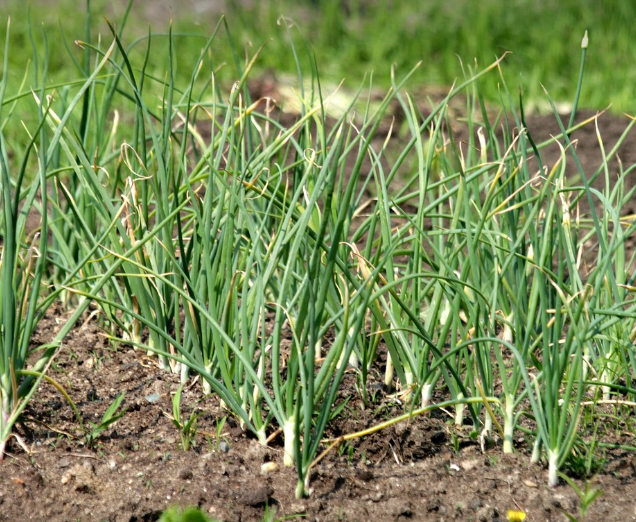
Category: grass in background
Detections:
[
  {"x1": 225, "y1": 0, "x2": 636, "y2": 113},
  {"x1": 1, "y1": 0, "x2": 635, "y2": 113}
]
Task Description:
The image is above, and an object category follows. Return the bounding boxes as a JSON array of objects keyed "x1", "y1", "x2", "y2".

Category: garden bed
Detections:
[{"x1": 1, "y1": 109, "x2": 636, "y2": 522}]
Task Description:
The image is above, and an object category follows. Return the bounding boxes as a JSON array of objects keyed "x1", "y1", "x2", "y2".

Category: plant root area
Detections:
[{"x1": 2, "y1": 110, "x2": 636, "y2": 522}]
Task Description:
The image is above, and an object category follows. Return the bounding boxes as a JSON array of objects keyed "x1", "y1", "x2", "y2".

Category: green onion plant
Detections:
[{"x1": 2, "y1": 3, "x2": 636, "y2": 496}]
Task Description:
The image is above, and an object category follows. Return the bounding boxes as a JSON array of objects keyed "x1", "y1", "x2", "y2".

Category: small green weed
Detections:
[
  {"x1": 558, "y1": 473, "x2": 603, "y2": 522},
  {"x1": 84, "y1": 393, "x2": 126, "y2": 448},
  {"x1": 171, "y1": 383, "x2": 202, "y2": 451},
  {"x1": 159, "y1": 506, "x2": 216, "y2": 522}
]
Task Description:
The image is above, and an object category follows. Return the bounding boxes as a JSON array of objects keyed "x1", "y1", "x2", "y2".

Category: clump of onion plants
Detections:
[
  {"x1": 0, "y1": 14, "x2": 118, "y2": 459},
  {"x1": 3, "y1": 3, "x2": 636, "y2": 499}
]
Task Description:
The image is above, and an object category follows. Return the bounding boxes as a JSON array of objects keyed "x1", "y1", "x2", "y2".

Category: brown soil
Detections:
[{"x1": 1, "y1": 110, "x2": 636, "y2": 522}]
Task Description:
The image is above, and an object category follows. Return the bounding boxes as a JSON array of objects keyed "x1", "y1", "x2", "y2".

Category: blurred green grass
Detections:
[
  {"x1": 224, "y1": 0, "x2": 635, "y2": 113},
  {"x1": 1, "y1": 0, "x2": 634, "y2": 113}
]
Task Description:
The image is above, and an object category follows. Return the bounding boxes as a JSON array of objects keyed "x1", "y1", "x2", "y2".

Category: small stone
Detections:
[
  {"x1": 218, "y1": 441, "x2": 230, "y2": 453},
  {"x1": 289, "y1": 503, "x2": 306, "y2": 514},
  {"x1": 145, "y1": 393, "x2": 161, "y2": 403},
  {"x1": 61, "y1": 472, "x2": 72, "y2": 485},
  {"x1": 261, "y1": 462, "x2": 278, "y2": 475},
  {"x1": 461, "y1": 459, "x2": 480, "y2": 471},
  {"x1": 58, "y1": 458, "x2": 71, "y2": 469}
]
